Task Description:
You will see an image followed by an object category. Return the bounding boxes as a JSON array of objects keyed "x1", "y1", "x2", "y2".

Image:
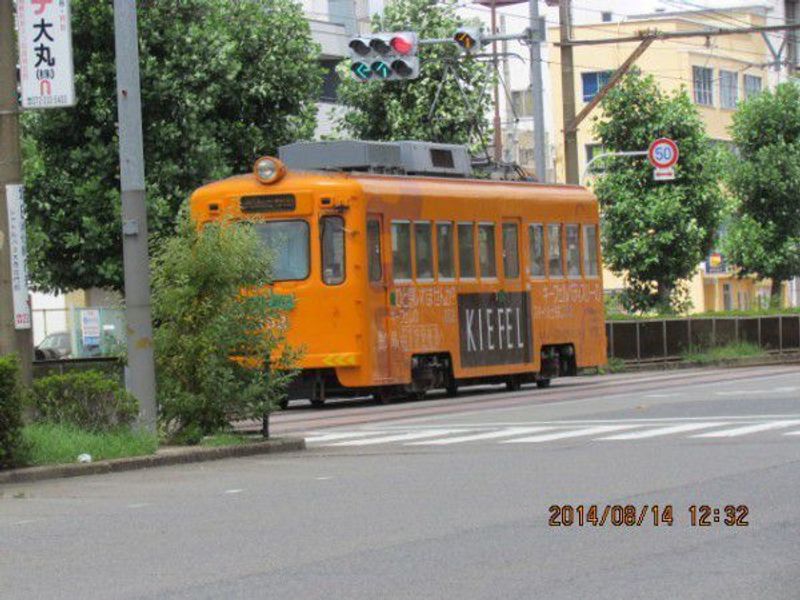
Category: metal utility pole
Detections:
[
  {"x1": 0, "y1": 0, "x2": 33, "y2": 382},
  {"x1": 528, "y1": 0, "x2": 548, "y2": 182},
  {"x1": 490, "y1": 0, "x2": 503, "y2": 162},
  {"x1": 113, "y1": 0, "x2": 157, "y2": 433},
  {"x1": 558, "y1": 0, "x2": 579, "y2": 184}
]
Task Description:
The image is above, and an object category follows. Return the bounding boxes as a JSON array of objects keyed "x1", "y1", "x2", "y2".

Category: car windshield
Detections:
[
  {"x1": 39, "y1": 333, "x2": 68, "y2": 349},
  {"x1": 253, "y1": 220, "x2": 310, "y2": 281}
]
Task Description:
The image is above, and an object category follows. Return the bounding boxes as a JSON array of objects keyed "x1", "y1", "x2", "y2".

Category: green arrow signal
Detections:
[
  {"x1": 371, "y1": 61, "x2": 391, "y2": 79},
  {"x1": 351, "y1": 61, "x2": 371, "y2": 81}
]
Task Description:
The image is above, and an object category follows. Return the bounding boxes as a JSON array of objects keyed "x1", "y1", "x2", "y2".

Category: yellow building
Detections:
[{"x1": 548, "y1": 7, "x2": 788, "y2": 312}]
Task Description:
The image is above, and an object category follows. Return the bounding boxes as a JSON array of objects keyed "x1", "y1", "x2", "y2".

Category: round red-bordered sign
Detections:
[{"x1": 648, "y1": 138, "x2": 679, "y2": 169}]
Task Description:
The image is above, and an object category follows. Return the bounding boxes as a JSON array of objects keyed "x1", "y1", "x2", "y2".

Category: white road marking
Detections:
[
  {"x1": 783, "y1": 430, "x2": 800, "y2": 436},
  {"x1": 598, "y1": 422, "x2": 731, "y2": 440},
  {"x1": 327, "y1": 429, "x2": 461, "y2": 447},
  {"x1": 314, "y1": 476, "x2": 333, "y2": 481},
  {"x1": 304, "y1": 431, "x2": 395, "y2": 443},
  {"x1": 503, "y1": 424, "x2": 642, "y2": 443},
  {"x1": 127, "y1": 503, "x2": 151, "y2": 509},
  {"x1": 224, "y1": 489, "x2": 244, "y2": 494},
  {"x1": 692, "y1": 420, "x2": 800, "y2": 438},
  {"x1": 406, "y1": 426, "x2": 555, "y2": 446}
]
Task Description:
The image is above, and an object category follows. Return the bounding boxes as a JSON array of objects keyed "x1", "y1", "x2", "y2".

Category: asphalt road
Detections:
[{"x1": 2, "y1": 365, "x2": 799, "y2": 599}]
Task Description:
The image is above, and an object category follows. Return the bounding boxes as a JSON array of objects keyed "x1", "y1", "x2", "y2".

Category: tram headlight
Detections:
[{"x1": 254, "y1": 156, "x2": 286, "y2": 184}]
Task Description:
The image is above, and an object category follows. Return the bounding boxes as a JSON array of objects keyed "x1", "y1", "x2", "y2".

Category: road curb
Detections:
[
  {"x1": 0, "y1": 437, "x2": 306, "y2": 485},
  {"x1": 618, "y1": 353, "x2": 800, "y2": 373}
]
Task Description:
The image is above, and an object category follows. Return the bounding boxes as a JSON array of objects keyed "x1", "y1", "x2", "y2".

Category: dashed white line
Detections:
[
  {"x1": 598, "y1": 422, "x2": 732, "y2": 440},
  {"x1": 407, "y1": 426, "x2": 555, "y2": 446},
  {"x1": 328, "y1": 429, "x2": 461, "y2": 446},
  {"x1": 224, "y1": 489, "x2": 244, "y2": 495},
  {"x1": 503, "y1": 424, "x2": 641, "y2": 443},
  {"x1": 692, "y1": 420, "x2": 800, "y2": 438}
]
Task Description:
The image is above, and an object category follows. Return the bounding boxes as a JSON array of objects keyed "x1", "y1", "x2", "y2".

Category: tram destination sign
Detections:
[{"x1": 458, "y1": 292, "x2": 532, "y2": 368}]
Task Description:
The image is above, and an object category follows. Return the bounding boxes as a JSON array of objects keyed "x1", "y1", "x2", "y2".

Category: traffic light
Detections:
[
  {"x1": 453, "y1": 27, "x2": 483, "y2": 53},
  {"x1": 348, "y1": 32, "x2": 419, "y2": 82}
]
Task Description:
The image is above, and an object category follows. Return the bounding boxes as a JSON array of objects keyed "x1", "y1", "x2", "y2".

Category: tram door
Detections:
[{"x1": 366, "y1": 215, "x2": 392, "y2": 382}]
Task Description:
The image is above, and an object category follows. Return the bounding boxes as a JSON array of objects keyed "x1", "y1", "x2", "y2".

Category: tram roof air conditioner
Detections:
[{"x1": 278, "y1": 140, "x2": 473, "y2": 178}]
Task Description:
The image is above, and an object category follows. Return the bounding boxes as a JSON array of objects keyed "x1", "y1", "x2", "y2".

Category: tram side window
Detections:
[
  {"x1": 437, "y1": 222, "x2": 455, "y2": 279},
  {"x1": 583, "y1": 224, "x2": 599, "y2": 277},
  {"x1": 478, "y1": 223, "x2": 497, "y2": 278},
  {"x1": 321, "y1": 215, "x2": 345, "y2": 285},
  {"x1": 548, "y1": 223, "x2": 563, "y2": 277},
  {"x1": 392, "y1": 221, "x2": 412, "y2": 280},
  {"x1": 566, "y1": 224, "x2": 581, "y2": 277},
  {"x1": 457, "y1": 223, "x2": 476, "y2": 279},
  {"x1": 529, "y1": 224, "x2": 545, "y2": 277},
  {"x1": 415, "y1": 222, "x2": 433, "y2": 280},
  {"x1": 502, "y1": 223, "x2": 519, "y2": 279},
  {"x1": 367, "y1": 219, "x2": 382, "y2": 282}
]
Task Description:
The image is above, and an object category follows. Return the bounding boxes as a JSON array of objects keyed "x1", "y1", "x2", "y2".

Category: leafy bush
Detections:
[
  {"x1": 152, "y1": 219, "x2": 299, "y2": 443},
  {"x1": 28, "y1": 370, "x2": 138, "y2": 432},
  {"x1": 0, "y1": 355, "x2": 25, "y2": 469}
]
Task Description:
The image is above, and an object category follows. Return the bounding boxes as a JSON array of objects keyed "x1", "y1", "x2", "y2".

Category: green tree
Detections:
[
  {"x1": 151, "y1": 219, "x2": 298, "y2": 443},
  {"x1": 24, "y1": 0, "x2": 322, "y2": 293},
  {"x1": 592, "y1": 71, "x2": 724, "y2": 312},
  {"x1": 335, "y1": 0, "x2": 491, "y2": 146},
  {"x1": 722, "y1": 83, "x2": 800, "y2": 304}
]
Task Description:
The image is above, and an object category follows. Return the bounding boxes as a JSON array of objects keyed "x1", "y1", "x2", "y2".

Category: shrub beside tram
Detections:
[{"x1": 189, "y1": 141, "x2": 607, "y2": 406}]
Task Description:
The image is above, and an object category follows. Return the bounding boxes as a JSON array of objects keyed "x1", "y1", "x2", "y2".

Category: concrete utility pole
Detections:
[
  {"x1": 113, "y1": 0, "x2": 157, "y2": 433},
  {"x1": 0, "y1": 0, "x2": 33, "y2": 382},
  {"x1": 558, "y1": 0, "x2": 579, "y2": 184},
  {"x1": 490, "y1": 0, "x2": 503, "y2": 162},
  {"x1": 528, "y1": 0, "x2": 548, "y2": 182}
]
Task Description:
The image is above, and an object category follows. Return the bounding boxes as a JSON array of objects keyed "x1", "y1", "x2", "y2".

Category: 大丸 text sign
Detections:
[{"x1": 17, "y1": 0, "x2": 76, "y2": 109}]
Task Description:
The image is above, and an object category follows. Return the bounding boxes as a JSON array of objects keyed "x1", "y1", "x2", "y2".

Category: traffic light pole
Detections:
[
  {"x1": 527, "y1": 0, "x2": 547, "y2": 182},
  {"x1": 558, "y1": 0, "x2": 580, "y2": 185},
  {"x1": 113, "y1": 0, "x2": 157, "y2": 433},
  {"x1": 0, "y1": 0, "x2": 33, "y2": 382}
]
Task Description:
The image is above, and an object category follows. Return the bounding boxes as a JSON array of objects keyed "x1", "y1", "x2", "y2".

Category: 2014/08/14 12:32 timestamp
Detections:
[{"x1": 548, "y1": 504, "x2": 750, "y2": 527}]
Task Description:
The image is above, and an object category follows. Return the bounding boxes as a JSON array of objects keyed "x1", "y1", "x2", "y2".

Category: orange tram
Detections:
[{"x1": 190, "y1": 141, "x2": 607, "y2": 406}]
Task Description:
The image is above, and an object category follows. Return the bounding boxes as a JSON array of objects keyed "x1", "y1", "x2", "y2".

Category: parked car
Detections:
[{"x1": 35, "y1": 331, "x2": 72, "y2": 360}]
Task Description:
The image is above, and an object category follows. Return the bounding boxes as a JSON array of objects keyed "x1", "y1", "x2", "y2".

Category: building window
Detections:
[
  {"x1": 744, "y1": 74, "x2": 762, "y2": 99},
  {"x1": 585, "y1": 143, "x2": 606, "y2": 173},
  {"x1": 511, "y1": 89, "x2": 533, "y2": 117},
  {"x1": 319, "y1": 59, "x2": 340, "y2": 103},
  {"x1": 693, "y1": 66, "x2": 713, "y2": 106},
  {"x1": 581, "y1": 71, "x2": 612, "y2": 103},
  {"x1": 601, "y1": 11, "x2": 613, "y2": 22},
  {"x1": 720, "y1": 70, "x2": 738, "y2": 109}
]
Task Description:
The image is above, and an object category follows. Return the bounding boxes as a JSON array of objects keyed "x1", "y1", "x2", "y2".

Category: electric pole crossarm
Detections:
[{"x1": 566, "y1": 38, "x2": 654, "y2": 133}]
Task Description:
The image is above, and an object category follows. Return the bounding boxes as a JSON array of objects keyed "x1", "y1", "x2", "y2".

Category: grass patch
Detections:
[
  {"x1": 598, "y1": 357, "x2": 627, "y2": 374},
  {"x1": 19, "y1": 423, "x2": 158, "y2": 466},
  {"x1": 680, "y1": 342, "x2": 766, "y2": 365},
  {"x1": 200, "y1": 433, "x2": 253, "y2": 447}
]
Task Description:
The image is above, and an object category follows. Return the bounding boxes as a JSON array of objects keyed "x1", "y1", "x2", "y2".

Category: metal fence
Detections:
[{"x1": 607, "y1": 315, "x2": 800, "y2": 362}]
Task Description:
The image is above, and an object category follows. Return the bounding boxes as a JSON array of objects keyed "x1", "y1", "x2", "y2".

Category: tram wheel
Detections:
[
  {"x1": 536, "y1": 378, "x2": 551, "y2": 389},
  {"x1": 506, "y1": 379, "x2": 522, "y2": 392},
  {"x1": 278, "y1": 399, "x2": 289, "y2": 410},
  {"x1": 374, "y1": 390, "x2": 392, "y2": 405},
  {"x1": 445, "y1": 384, "x2": 458, "y2": 398},
  {"x1": 310, "y1": 397, "x2": 325, "y2": 408}
]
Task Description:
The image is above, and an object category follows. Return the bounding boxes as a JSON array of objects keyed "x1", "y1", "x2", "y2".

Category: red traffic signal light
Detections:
[{"x1": 390, "y1": 35, "x2": 414, "y2": 55}]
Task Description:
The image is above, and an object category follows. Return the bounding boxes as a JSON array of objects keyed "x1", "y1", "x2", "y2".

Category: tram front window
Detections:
[{"x1": 254, "y1": 220, "x2": 310, "y2": 281}]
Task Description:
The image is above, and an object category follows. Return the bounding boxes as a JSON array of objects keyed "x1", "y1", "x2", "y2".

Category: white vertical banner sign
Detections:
[
  {"x1": 16, "y1": 0, "x2": 76, "y2": 109},
  {"x1": 5, "y1": 185, "x2": 32, "y2": 330}
]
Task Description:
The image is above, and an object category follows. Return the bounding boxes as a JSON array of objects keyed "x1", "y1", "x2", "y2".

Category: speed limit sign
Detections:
[{"x1": 648, "y1": 138, "x2": 679, "y2": 180}]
